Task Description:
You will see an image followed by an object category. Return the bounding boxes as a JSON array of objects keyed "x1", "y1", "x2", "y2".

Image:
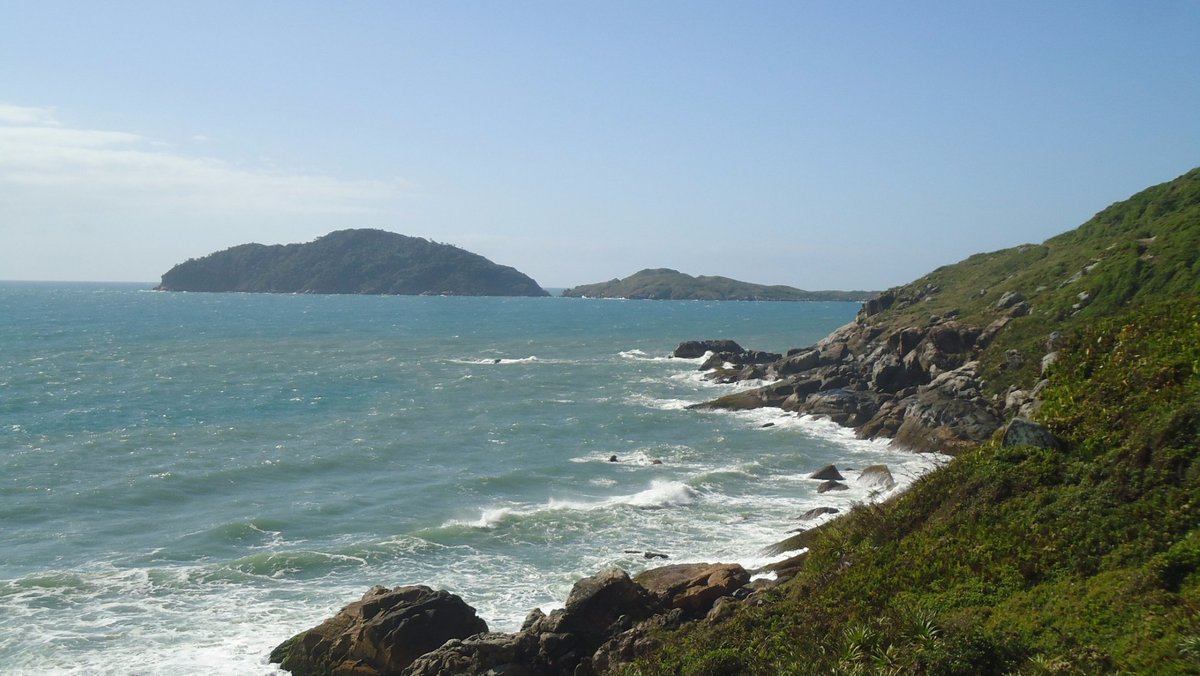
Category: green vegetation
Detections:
[
  {"x1": 861, "y1": 168, "x2": 1200, "y2": 398},
  {"x1": 618, "y1": 168, "x2": 1200, "y2": 674},
  {"x1": 561, "y1": 268, "x2": 871, "y2": 301},
  {"x1": 623, "y1": 296, "x2": 1200, "y2": 674},
  {"x1": 156, "y1": 229, "x2": 548, "y2": 296}
]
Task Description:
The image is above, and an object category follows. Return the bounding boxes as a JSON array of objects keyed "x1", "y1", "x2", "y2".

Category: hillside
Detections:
[
  {"x1": 155, "y1": 229, "x2": 549, "y2": 296},
  {"x1": 619, "y1": 169, "x2": 1200, "y2": 673},
  {"x1": 561, "y1": 268, "x2": 871, "y2": 301},
  {"x1": 691, "y1": 167, "x2": 1200, "y2": 455}
]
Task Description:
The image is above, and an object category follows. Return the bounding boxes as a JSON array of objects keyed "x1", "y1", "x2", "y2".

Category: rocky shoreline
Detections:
[{"x1": 271, "y1": 299, "x2": 1061, "y2": 674}]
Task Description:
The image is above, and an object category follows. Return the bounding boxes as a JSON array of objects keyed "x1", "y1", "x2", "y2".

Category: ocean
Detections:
[{"x1": 0, "y1": 282, "x2": 942, "y2": 674}]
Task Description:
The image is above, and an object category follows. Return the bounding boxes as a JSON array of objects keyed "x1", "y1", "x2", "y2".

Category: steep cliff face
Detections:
[{"x1": 156, "y1": 229, "x2": 549, "y2": 296}]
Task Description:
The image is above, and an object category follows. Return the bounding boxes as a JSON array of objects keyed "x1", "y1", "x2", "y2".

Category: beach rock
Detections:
[
  {"x1": 542, "y1": 568, "x2": 664, "y2": 643},
  {"x1": 857, "y1": 464, "x2": 896, "y2": 490},
  {"x1": 809, "y1": 464, "x2": 844, "y2": 481},
  {"x1": 1002, "y1": 417, "x2": 1060, "y2": 450},
  {"x1": 633, "y1": 563, "x2": 750, "y2": 617},
  {"x1": 803, "y1": 388, "x2": 881, "y2": 426},
  {"x1": 269, "y1": 585, "x2": 488, "y2": 676},
  {"x1": 770, "y1": 349, "x2": 823, "y2": 377},
  {"x1": 403, "y1": 632, "x2": 535, "y2": 676},
  {"x1": 797, "y1": 506, "x2": 840, "y2": 520},
  {"x1": 589, "y1": 609, "x2": 685, "y2": 675},
  {"x1": 817, "y1": 480, "x2": 849, "y2": 493},
  {"x1": 407, "y1": 569, "x2": 667, "y2": 676},
  {"x1": 673, "y1": 340, "x2": 743, "y2": 359}
]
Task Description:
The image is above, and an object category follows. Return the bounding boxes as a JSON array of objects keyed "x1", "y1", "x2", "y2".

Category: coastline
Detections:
[{"x1": 268, "y1": 343, "x2": 953, "y2": 675}]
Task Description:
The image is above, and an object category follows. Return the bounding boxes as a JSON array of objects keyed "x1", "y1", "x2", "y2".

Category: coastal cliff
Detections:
[
  {"x1": 156, "y1": 229, "x2": 549, "y2": 296},
  {"x1": 269, "y1": 168, "x2": 1200, "y2": 674}
]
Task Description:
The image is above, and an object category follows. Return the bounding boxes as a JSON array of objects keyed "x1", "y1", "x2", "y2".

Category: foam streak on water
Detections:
[{"x1": 0, "y1": 283, "x2": 940, "y2": 673}]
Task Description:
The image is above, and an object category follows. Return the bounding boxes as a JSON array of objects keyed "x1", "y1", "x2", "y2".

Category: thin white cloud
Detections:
[
  {"x1": 0, "y1": 103, "x2": 406, "y2": 216},
  {"x1": 0, "y1": 103, "x2": 59, "y2": 126}
]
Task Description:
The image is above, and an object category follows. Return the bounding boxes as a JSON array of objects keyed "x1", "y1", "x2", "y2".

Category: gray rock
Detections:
[
  {"x1": 995, "y1": 291, "x2": 1025, "y2": 310},
  {"x1": 1002, "y1": 417, "x2": 1060, "y2": 450},
  {"x1": 809, "y1": 464, "x2": 844, "y2": 481},
  {"x1": 797, "y1": 506, "x2": 840, "y2": 520},
  {"x1": 1041, "y1": 351, "x2": 1059, "y2": 375},
  {"x1": 857, "y1": 464, "x2": 895, "y2": 490},
  {"x1": 672, "y1": 340, "x2": 743, "y2": 359},
  {"x1": 817, "y1": 480, "x2": 849, "y2": 493},
  {"x1": 1004, "y1": 349, "x2": 1025, "y2": 370}
]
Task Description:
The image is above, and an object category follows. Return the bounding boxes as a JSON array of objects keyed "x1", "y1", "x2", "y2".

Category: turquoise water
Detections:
[{"x1": 0, "y1": 283, "x2": 940, "y2": 673}]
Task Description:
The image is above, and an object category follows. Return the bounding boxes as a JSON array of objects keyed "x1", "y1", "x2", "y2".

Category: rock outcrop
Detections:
[
  {"x1": 683, "y1": 301, "x2": 1056, "y2": 453},
  {"x1": 278, "y1": 567, "x2": 752, "y2": 676},
  {"x1": 632, "y1": 563, "x2": 750, "y2": 617},
  {"x1": 269, "y1": 585, "x2": 488, "y2": 675}
]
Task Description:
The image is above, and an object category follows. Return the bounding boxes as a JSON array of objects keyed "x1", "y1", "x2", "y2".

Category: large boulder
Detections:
[
  {"x1": 543, "y1": 568, "x2": 664, "y2": 642},
  {"x1": 406, "y1": 569, "x2": 666, "y2": 676},
  {"x1": 857, "y1": 464, "x2": 896, "y2": 490},
  {"x1": 893, "y1": 388, "x2": 1002, "y2": 454},
  {"x1": 1002, "y1": 417, "x2": 1060, "y2": 450},
  {"x1": 270, "y1": 585, "x2": 488, "y2": 676},
  {"x1": 632, "y1": 563, "x2": 749, "y2": 617}
]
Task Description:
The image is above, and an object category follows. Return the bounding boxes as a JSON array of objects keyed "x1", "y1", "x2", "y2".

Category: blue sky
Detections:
[{"x1": 2, "y1": 2, "x2": 1197, "y2": 289}]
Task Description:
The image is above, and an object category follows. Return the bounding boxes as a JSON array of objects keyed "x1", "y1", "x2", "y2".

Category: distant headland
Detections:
[
  {"x1": 561, "y1": 268, "x2": 872, "y2": 301},
  {"x1": 155, "y1": 229, "x2": 549, "y2": 296}
]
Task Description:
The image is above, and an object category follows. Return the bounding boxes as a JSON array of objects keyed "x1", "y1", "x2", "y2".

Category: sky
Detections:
[{"x1": 1, "y1": 2, "x2": 1198, "y2": 290}]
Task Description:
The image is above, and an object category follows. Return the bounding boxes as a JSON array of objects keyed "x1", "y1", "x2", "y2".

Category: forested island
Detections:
[
  {"x1": 271, "y1": 168, "x2": 1200, "y2": 674},
  {"x1": 156, "y1": 229, "x2": 549, "y2": 296},
  {"x1": 561, "y1": 268, "x2": 871, "y2": 301}
]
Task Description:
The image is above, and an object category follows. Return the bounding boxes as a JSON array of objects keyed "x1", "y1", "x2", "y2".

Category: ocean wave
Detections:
[
  {"x1": 618, "y1": 349, "x2": 672, "y2": 362},
  {"x1": 221, "y1": 550, "x2": 368, "y2": 580},
  {"x1": 450, "y1": 480, "x2": 699, "y2": 530},
  {"x1": 626, "y1": 393, "x2": 694, "y2": 411},
  {"x1": 569, "y1": 445, "x2": 695, "y2": 466},
  {"x1": 448, "y1": 356, "x2": 544, "y2": 365}
]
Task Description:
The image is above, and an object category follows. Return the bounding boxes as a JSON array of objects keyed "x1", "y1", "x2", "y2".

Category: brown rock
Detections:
[
  {"x1": 633, "y1": 563, "x2": 750, "y2": 616},
  {"x1": 269, "y1": 585, "x2": 487, "y2": 676}
]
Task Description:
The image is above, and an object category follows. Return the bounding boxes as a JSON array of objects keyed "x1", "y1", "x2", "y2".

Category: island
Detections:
[
  {"x1": 155, "y1": 229, "x2": 549, "y2": 296},
  {"x1": 561, "y1": 268, "x2": 871, "y2": 301}
]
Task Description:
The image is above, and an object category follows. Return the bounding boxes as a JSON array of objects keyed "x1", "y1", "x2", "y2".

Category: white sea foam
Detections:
[
  {"x1": 619, "y1": 349, "x2": 674, "y2": 362},
  {"x1": 448, "y1": 356, "x2": 543, "y2": 365}
]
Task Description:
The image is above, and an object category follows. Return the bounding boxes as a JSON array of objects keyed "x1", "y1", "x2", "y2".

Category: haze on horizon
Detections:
[{"x1": 1, "y1": 2, "x2": 1197, "y2": 291}]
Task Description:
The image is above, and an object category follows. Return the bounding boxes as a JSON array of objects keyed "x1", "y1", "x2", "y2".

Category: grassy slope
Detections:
[
  {"x1": 620, "y1": 169, "x2": 1200, "y2": 674},
  {"x1": 871, "y1": 168, "x2": 1200, "y2": 397}
]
